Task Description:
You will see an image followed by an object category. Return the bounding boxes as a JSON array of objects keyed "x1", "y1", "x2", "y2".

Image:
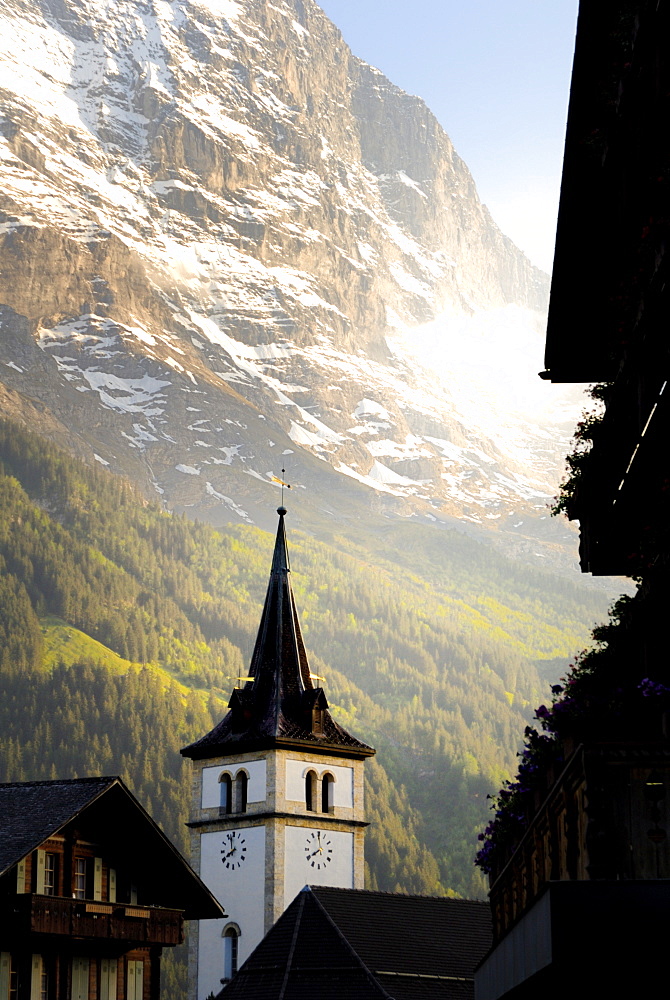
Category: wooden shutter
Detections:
[
  {"x1": 29, "y1": 956, "x2": 42, "y2": 1000},
  {"x1": 126, "y1": 961, "x2": 143, "y2": 1000},
  {"x1": 0, "y1": 954, "x2": 11, "y2": 1000},
  {"x1": 35, "y1": 851, "x2": 46, "y2": 895},
  {"x1": 93, "y1": 858, "x2": 103, "y2": 901},
  {"x1": 16, "y1": 859, "x2": 26, "y2": 893},
  {"x1": 72, "y1": 958, "x2": 89, "y2": 1000},
  {"x1": 99, "y1": 959, "x2": 117, "y2": 1000},
  {"x1": 108, "y1": 868, "x2": 117, "y2": 902}
]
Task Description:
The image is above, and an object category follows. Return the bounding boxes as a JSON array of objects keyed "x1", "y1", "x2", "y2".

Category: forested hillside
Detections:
[{"x1": 0, "y1": 418, "x2": 612, "y2": 907}]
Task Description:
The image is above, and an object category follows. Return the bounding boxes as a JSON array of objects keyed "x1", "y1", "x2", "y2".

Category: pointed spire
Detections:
[
  {"x1": 244, "y1": 507, "x2": 313, "y2": 726},
  {"x1": 271, "y1": 506, "x2": 289, "y2": 573},
  {"x1": 181, "y1": 508, "x2": 374, "y2": 760}
]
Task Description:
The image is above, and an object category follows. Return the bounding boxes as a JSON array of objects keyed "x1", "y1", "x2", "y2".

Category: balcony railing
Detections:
[{"x1": 13, "y1": 895, "x2": 184, "y2": 945}]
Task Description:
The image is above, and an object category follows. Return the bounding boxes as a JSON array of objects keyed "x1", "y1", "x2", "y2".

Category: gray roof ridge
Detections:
[
  {"x1": 0, "y1": 775, "x2": 118, "y2": 789},
  {"x1": 312, "y1": 885, "x2": 490, "y2": 905}
]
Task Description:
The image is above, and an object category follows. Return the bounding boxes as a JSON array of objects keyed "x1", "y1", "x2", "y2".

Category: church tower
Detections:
[{"x1": 181, "y1": 507, "x2": 375, "y2": 1000}]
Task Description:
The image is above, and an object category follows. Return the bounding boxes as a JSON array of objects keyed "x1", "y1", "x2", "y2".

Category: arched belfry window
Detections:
[
  {"x1": 322, "y1": 772, "x2": 334, "y2": 814},
  {"x1": 222, "y1": 923, "x2": 240, "y2": 982},
  {"x1": 219, "y1": 773, "x2": 232, "y2": 814},
  {"x1": 305, "y1": 770, "x2": 317, "y2": 812},
  {"x1": 235, "y1": 771, "x2": 248, "y2": 814}
]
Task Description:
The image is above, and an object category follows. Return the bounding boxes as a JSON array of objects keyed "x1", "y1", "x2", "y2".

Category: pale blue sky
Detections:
[{"x1": 317, "y1": 0, "x2": 579, "y2": 273}]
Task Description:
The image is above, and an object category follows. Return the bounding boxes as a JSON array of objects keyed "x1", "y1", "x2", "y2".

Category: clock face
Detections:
[
  {"x1": 220, "y1": 831, "x2": 247, "y2": 870},
  {"x1": 304, "y1": 830, "x2": 333, "y2": 869}
]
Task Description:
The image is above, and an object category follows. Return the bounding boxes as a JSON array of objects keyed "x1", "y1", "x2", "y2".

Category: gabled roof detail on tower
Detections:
[{"x1": 181, "y1": 508, "x2": 374, "y2": 760}]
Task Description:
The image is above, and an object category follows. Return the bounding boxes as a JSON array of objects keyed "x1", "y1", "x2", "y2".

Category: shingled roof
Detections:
[
  {"x1": 0, "y1": 776, "x2": 223, "y2": 919},
  {"x1": 0, "y1": 776, "x2": 114, "y2": 876},
  {"x1": 218, "y1": 886, "x2": 492, "y2": 999},
  {"x1": 182, "y1": 508, "x2": 374, "y2": 761}
]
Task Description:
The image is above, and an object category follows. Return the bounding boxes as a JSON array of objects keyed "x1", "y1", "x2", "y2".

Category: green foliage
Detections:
[
  {"x1": 552, "y1": 383, "x2": 611, "y2": 517},
  {"x1": 0, "y1": 660, "x2": 213, "y2": 847}
]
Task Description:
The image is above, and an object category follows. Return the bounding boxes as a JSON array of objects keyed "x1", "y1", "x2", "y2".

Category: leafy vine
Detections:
[{"x1": 551, "y1": 383, "x2": 612, "y2": 517}]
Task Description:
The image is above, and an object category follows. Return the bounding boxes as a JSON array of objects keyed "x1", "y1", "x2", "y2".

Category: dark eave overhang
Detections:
[
  {"x1": 187, "y1": 812, "x2": 370, "y2": 830},
  {"x1": 183, "y1": 735, "x2": 375, "y2": 762},
  {"x1": 544, "y1": 0, "x2": 668, "y2": 384}
]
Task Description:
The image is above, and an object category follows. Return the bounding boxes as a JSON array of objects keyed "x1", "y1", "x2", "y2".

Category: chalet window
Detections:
[
  {"x1": 219, "y1": 773, "x2": 232, "y2": 814},
  {"x1": 305, "y1": 770, "x2": 317, "y2": 812},
  {"x1": 222, "y1": 925, "x2": 240, "y2": 981},
  {"x1": 235, "y1": 772, "x2": 248, "y2": 814},
  {"x1": 73, "y1": 859, "x2": 87, "y2": 900},
  {"x1": 44, "y1": 853, "x2": 58, "y2": 896},
  {"x1": 321, "y1": 773, "x2": 334, "y2": 814}
]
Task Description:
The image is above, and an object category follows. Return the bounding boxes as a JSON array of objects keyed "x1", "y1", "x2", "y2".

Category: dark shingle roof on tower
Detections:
[
  {"x1": 182, "y1": 508, "x2": 374, "y2": 760},
  {"x1": 217, "y1": 886, "x2": 492, "y2": 1000}
]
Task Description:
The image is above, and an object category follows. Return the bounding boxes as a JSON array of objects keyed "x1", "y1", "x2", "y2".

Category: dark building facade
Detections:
[{"x1": 476, "y1": 1, "x2": 670, "y2": 996}]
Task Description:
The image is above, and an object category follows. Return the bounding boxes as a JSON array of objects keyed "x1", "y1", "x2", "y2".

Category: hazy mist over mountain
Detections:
[{"x1": 0, "y1": 0, "x2": 588, "y2": 559}]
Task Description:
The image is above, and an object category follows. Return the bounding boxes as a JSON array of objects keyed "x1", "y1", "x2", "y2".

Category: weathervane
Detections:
[{"x1": 271, "y1": 466, "x2": 292, "y2": 506}]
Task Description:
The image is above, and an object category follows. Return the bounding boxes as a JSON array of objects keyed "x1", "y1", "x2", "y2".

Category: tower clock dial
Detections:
[
  {"x1": 220, "y1": 831, "x2": 247, "y2": 870},
  {"x1": 304, "y1": 830, "x2": 333, "y2": 869}
]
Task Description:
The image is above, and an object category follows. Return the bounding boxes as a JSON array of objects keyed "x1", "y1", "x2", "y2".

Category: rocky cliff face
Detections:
[{"x1": 0, "y1": 0, "x2": 560, "y2": 535}]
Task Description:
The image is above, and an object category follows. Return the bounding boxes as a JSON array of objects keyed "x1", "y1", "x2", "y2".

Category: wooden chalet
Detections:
[{"x1": 0, "y1": 776, "x2": 223, "y2": 1000}]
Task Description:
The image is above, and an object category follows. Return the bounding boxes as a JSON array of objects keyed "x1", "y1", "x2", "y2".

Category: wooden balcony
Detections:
[
  {"x1": 13, "y1": 895, "x2": 184, "y2": 945},
  {"x1": 489, "y1": 743, "x2": 670, "y2": 943}
]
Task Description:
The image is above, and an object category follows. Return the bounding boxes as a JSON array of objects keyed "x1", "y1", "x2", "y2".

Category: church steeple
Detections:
[
  {"x1": 181, "y1": 507, "x2": 374, "y2": 1000},
  {"x1": 182, "y1": 507, "x2": 373, "y2": 760}
]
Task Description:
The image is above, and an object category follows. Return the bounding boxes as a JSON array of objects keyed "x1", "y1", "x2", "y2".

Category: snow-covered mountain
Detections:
[{"x1": 0, "y1": 0, "x2": 577, "y2": 539}]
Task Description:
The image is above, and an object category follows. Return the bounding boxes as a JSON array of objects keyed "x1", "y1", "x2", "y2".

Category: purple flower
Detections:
[{"x1": 639, "y1": 678, "x2": 670, "y2": 698}]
